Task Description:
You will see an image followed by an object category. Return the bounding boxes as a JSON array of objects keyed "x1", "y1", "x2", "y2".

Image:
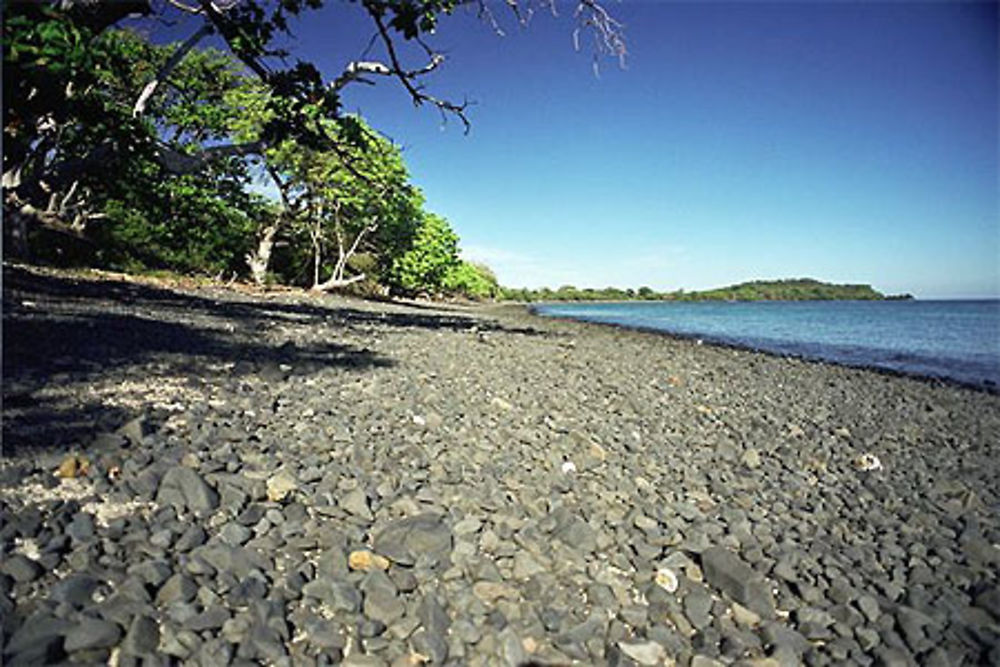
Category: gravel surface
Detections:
[{"x1": 3, "y1": 263, "x2": 999, "y2": 666}]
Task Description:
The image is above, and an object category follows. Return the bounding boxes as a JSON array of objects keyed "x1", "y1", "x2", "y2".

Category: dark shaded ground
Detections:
[{"x1": 1, "y1": 264, "x2": 544, "y2": 458}]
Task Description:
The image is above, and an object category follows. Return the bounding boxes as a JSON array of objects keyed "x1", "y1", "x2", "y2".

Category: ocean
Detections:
[{"x1": 534, "y1": 300, "x2": 1000, "y2": 389}]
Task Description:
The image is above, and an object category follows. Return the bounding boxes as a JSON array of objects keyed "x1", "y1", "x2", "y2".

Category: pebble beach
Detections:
[{"x1": 2, "y1": 264, "x2": 999, "y2": 666}]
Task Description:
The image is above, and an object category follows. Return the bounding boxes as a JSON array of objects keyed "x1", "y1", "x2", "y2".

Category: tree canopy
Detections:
[{"x1": 3, "y1": 0, "x2": 624, "y2": 299}]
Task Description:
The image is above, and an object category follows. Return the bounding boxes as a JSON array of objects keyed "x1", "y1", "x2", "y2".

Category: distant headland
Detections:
[{"x1": 502, "y1": 278, "x2": 915, "y2": 302}]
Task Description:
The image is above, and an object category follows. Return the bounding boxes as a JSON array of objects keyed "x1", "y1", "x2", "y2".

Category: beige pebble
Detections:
[{"x1": 348, "y1": 550, "x2": 390, "y2": 571}]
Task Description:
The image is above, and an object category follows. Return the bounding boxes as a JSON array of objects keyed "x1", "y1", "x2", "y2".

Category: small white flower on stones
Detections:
[
  {"x1": 654, "y1": 567, "x2": 679, "y2": 593},
  {"x1": 854, "y1": 453, "x2": 883, "y2": 472},
  {"x1": 561, "y1": 461, "x2": 577, "y2": 474}
]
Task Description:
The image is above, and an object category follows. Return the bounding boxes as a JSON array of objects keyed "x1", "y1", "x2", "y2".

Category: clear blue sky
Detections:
[{"x1": 156, "y1": 1, "x2": 1000, "y2": 298}]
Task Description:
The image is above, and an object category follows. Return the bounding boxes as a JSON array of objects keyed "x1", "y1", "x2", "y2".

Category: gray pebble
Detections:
[
  {"x1": 1, "y1": 554, "x2": 43, "y2": 583},
  {"x1": 683, "y1": 587, "x2": 714, "y2": 630},
  {"x1": 64, "y1": 616, "x2": 123, "y2": 652},
  {"x1": 122, "y1": 614, "x2": 160, "y2": 656},
  {"x1": 373, "y1": 514, "x2": 453, "y2": 567},
  {"x1": 156, "y1": 466, "x2": 219, "y2": 516},
  {"x1": 701, "y1": 546, "x2": 775, "y2": 618},
  {"x1": 50, "y1": 573, "x2": 99, "y2": 606}
]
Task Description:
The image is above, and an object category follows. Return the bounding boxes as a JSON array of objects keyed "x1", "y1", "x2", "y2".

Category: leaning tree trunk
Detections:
[
  {"x1": 310, "y1": 220, "x2": 376, "y2": 292},
  {"x1": 246, "y1": 166, "x2": 295, "y2": 286},
  {"x1": 246, "y1": 221, "x2": 279, "y2": 287}
]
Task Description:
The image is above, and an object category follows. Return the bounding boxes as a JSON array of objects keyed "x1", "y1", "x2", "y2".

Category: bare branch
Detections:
[
  {"x1": 474, "y1": 1, "x2": 507, "y2": 37},
  {"x1": 363, "y1": 4, "x2": 471, "y2": 133},
  {"x1": 154, "y1": 140, "x2": 264, "y2": 173},
  {"x1": 312, "y1": 272, "x2": 365, "y2": 291},
  {"x1": 165, "y1": 0, "x2": 203, "y2": 14},
  {"x1": 330, "y1": 60, "x2": 392, "y2": 91},
  {"x1": 133, "y1": 23, "x2": 214, "y2": 117},
  {"x1": 573, "y1": 0, "x2": 627, "y2": 67}
]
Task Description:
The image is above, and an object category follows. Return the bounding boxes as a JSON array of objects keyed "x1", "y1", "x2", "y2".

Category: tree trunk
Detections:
[
  {"x1": 310, "y1": 220, "x2": 376, "y2": 292},
  {"x1": 246, "y1": 221, "x2": 279, "y2": 286},
  {"x1": 133, "y1": 23, "x2": 214, "y2": 118},
  {"x1": 312, "y1": 272, "x2": 366, "y2": 292},
  {"x1": 4, "y1": 206, "x2": 33, "y2": 261}
]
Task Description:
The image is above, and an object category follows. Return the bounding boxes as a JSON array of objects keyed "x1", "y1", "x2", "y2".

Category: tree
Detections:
[
  {"x1": 93, "y1": 32, "x2": 273, "y2": 275},
  {"x1": 442, "y1": 261, "x2": 500, "y2": 300},
  {"x1": 256, "y1": 117, "x2": 422, "y2": 290},
  {"x1": 3, "y1": 6, "x2": 152, "y2": 255},
  {"x1": 2, "y1": 20, "x2": 273, "y2": 271},
  {"x1": 385, "y1": 213, "x2": 461, "y2": 294},
  {"x1": 5, "y1": 0, "x2": 624, "y2": 261}
]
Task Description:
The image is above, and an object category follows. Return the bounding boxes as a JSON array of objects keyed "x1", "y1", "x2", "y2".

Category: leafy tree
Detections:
[
  {"x1": 3, "y1": 7, "x2": 153, "y2": 255},
  {"x1": 93, "y1": 165, "x2": 270, "y2": 276},
  {"x1": 386, "y1": 213, "x2": 461, "y2": 294},
  {"x1": 689, "y1": 278, "x2": 887, "y2": 301},
  {"x1": 257, "y1": 117, "x2": 422, "y2": 290},
  {"x1": 1, "y1": 18, "x2": 270, "y2": 272},
  {"x1": 93, "y1": 33, "x2": 273, "y2": 275},
  {"x1": 442, "y1": 261, "x2": 500, "y2": 300},
  {"x1": 5, "y1": 0, "x2": 624, "y2": 263}
]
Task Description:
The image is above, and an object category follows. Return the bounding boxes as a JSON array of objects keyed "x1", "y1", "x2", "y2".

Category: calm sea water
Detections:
[{"x1": 534, "y1": 300, "x2": 1000, "y2": 389}]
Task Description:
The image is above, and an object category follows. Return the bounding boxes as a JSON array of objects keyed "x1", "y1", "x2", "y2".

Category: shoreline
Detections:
[
  {"x1": 525, "y1": 303, "x2": 1000, "y2": 395},
  {"x1": 3, "y1": 265, "x2": 999, "y2": 665}
]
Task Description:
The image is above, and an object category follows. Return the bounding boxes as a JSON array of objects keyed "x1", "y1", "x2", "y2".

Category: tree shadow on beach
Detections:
[
  {"x1": 3, "y1": 307, "x2": 389, "y2": 381},
  {"x1": 3, "y1": 265, "x2": 549, "y2": 340},
  {"x1": 1, "y1": 264, "x2": 550, "y2": 458}
]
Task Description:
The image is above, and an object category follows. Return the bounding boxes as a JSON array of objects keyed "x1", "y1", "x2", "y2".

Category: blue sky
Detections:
[{"x1": 152, "y1": 2, "x2": 999, "y2": 298}]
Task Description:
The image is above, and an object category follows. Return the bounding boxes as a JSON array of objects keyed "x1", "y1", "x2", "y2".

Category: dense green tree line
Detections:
[
  {"x1": 3, "y1": 1, "x2": 621, "y2": 300},
  {"x1": 501, "y1": 279, "x2": 898, "y2": 302}
]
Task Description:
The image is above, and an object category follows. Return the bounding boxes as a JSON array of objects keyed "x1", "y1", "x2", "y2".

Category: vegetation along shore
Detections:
[
  {"x1": 2, "y1": 264, "x2": 998, "y2": 665},
  {"x1": 500, "y1": 278, "x2": 914, "y2": 303}
]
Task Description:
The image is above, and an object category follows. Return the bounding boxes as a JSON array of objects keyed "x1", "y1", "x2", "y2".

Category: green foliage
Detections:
[
  {"x1": 4, "y1": 7, "x2": 153, "y2": 201},
  {"x1": 498, "y1": 278, "x2": 890, "y2": 302},
  {"x1": 4, "y1": 0, "x2": 623, "y2": 294},
  {"x1": 442, "y1": 261, "x2": 500, "y2": 300},
  {"x1": 95, "y1": 168, "x2": 267, "y2": 276},
  {"x1": 260, "y1": 116, "x2": 423, "y2": 288},
  {"x1": 500, "y1": 284, "x2": 648, "y2": 302},
  {"x1": 676, "y1": 279, "x2": 886, "y2": 301},
  {"x1": 385, "y1": 213, "x2": 460, "y2": 294}
]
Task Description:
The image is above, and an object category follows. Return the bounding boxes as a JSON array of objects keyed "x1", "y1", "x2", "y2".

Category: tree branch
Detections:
[
  {"x1": 312, "y1": 272, "x2": 366, "y2": 291},
  {"x1": 330, "y1": 60, "x2": 392, "y2": 91},
  {"x1": 363, "y1": 3, "x2": 471, "y2": 132},
  {"x1": 197, "y1": 0, "x2": 273, "y2": 82},
  {"x1": 572, "y1": 0, "x2": 627, "y2": 68},
  {"x1": 154, "y1": 141, "x2": 264, "y2": 173},
  {"x1": 165, "y1": 0, "x2": 203, "y2": 14},
  {"x1": 133, "y1": 23, "x2": 214, "y2": 118}
]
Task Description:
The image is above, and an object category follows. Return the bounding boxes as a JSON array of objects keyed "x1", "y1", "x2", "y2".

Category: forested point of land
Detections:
[{"x1": 501, "y1": 279, "x2": 912, "y2": 302}]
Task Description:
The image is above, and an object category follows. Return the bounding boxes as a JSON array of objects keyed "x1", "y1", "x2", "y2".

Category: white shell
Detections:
[
  {"x1": 655, "y1": 567, "x2": 679, "y2": 593},
  {"x1": 561, "y1": 461, "x2": 577, "y2": 474},
  {"x1": 854, "y1": 453, "x2": 883, "y2": 472}
]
